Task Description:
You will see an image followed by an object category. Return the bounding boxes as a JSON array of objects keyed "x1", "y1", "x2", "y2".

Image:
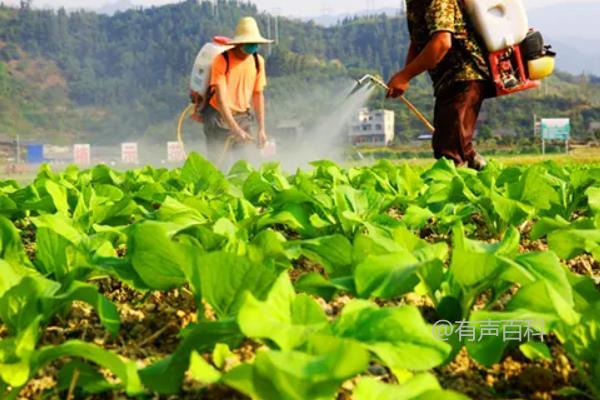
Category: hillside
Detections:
[
  {"x1": 529, "y1": 2, "x2": 600, "y2": 75},
  {"x1": 0, "y1": 0, "x2": 599, "y2": 145},
  {"x1": 0, "y1": 38, "x2": 89, "y2": 140}
]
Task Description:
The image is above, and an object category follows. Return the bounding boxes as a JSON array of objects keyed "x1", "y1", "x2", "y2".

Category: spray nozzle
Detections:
[{"x1": 348, "y1": 74, "x2": 389, "y2": 98}]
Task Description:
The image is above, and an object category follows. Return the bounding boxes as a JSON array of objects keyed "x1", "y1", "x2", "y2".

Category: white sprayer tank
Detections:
[
  {"x1": 190, "y1": 41, "x2": 234, "y2": 94},
  {"x1": 464, "y1": 0, "x2": 529, "y2": 52}
]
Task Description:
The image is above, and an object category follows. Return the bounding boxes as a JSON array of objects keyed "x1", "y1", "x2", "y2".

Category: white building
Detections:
[
  {"x1": 588, "y1": 121, "x2": 600, "y2": 133},
  {"x1": 348, "y1": 108, "x2": 395, "y2": 146}
]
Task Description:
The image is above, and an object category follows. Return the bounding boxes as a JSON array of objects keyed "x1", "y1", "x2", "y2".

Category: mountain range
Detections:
[
  {"x1": 305, "y1": 2, "x2": 600, "y2": 75},
  {"x1": 64, "y1": 0, "x2": 600, "y2": 75},
  {"x1": 0, "y1": 0, "x2": 598, "y2": 143}
]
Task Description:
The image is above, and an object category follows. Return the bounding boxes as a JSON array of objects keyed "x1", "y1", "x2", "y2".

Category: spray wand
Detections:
[{"x1": 350, "y1": 74, "x2": 435, "y2": 133}]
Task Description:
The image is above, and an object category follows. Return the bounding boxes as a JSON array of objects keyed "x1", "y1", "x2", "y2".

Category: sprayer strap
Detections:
[
  {"x1": 223, "y1": 51, "x2": 230, "y2": 75},
  {"x1": 253, "y1": 53, "x2": 260, "y2": 73}
]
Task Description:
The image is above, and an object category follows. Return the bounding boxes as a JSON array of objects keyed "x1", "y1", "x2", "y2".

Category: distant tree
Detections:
[
  {"x1": 0, "y1": 0, "x2": 598, "y2": 142},
  {"x1": 478, "y1": 125, "x2": 493, "y2": 141}
]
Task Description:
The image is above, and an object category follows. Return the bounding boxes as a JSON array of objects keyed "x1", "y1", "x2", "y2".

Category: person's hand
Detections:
[
  {"x1": 233, "y1": 127, "x2": 253, "y2": 143},
  {"x1": 386, "y1": 70, "x2": 411, "y2": 98},
  {"x1": 257, "y1": 129, "x2": 268, "y2": 149}
]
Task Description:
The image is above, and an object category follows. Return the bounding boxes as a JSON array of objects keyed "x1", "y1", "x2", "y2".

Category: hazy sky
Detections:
[{"x1": 1, "y1": 0, "x2": 592, "y2": 16}]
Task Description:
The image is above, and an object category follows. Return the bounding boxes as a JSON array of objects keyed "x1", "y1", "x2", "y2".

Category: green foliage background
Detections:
[{"x1": 0, "y1": 0, "x2": 599, "y2": 143}]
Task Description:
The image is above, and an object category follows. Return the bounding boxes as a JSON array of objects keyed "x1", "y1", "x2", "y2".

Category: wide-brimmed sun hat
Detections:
[{"x1": 229, "y1": 17, "x2": 274, "y2": 45}]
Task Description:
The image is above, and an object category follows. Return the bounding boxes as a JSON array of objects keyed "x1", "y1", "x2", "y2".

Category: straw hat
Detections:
[{"x1": 229, "y1": 17, "x2": 274, "y2": 45}]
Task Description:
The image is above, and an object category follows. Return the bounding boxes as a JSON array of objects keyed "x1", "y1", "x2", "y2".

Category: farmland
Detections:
[{"x1": 0, "y1": 154, "x2": 599, "y2": 400}]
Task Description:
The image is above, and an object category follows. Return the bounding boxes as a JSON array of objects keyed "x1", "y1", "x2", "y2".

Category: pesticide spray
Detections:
[
  {"x1": 175, "y1": 78, "x2": 376, "y2": 172},
  {"x1": 175, "y1": 73, "x2": 434, "y2": 173},
  {"x1": 270, "y1": 79, "x2": 375, "y2": 171}
]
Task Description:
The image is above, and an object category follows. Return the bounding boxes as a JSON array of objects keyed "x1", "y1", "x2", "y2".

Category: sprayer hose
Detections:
[
  {"x1": 177, "y1": 103, "x2": 237, "y2": 168},
  {"x1": 217, "y1": 136, "x2": 237, "y2": 167},
  {"x1": 399, "y1": 96, "x2": 435, "y2": 133},
  {"x1": 177, "y1": 103, "x2": 195, "y2": 145},
  {"x1": 360, "y1": 74, "x2": 435, "y2": 133}
]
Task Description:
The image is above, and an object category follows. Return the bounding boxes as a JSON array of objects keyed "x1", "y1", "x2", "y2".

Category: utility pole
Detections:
[
  {"x1": 15, "y1": 134, "x2": 20, "y2": 164},
  {"x1": 267, "y1": 14, "x2": 272, "y2": 56},
  {"x1": 213, "y1": 0, "x2": 219, "y2": 19},
  {"x1": 534, "y1": 113, "x2": 546, "y2": 155},
  {"x1": 269, "y1": 7, "x2": 281, "y2": 47},
  {"x1": 274, "y1": 14, "x2": 279, "y2": 45}
]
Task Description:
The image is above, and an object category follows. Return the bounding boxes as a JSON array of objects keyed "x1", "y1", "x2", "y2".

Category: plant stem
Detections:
[{"x1": 66, "y1": 368, "x2": 80, "y2": 400}]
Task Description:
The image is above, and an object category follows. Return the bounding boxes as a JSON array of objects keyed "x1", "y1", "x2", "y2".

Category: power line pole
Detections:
[
  {"x1": 268, "y1": 7, "x2": 281, "y2": 46},
  {"x1": 15, "y1": 134, "x2": 20, "y2": 164},
  {"x1": 275, "y1": 14, "x2": 279, "y2": 45},
  {"x1": 267, "y1": 14, "x2": 272, "y2": 56},
  {"x1": 213, "y1": 0, "x2": 219, "y2": 19},
  {"x1": 534, "y1": 113, "x2": 545, "y2": 155}
]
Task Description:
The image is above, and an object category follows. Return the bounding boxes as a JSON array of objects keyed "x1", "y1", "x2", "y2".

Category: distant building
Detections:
[
  {"x1": 276, "y1": 120, "x2": 304, "y2": 142},
  {"x1": 349, "y1": 108, "x2": 395, "y2": 146},
  {"x1": 0, "y1": 135, "x2": 45, "y2": 165},
  {"x1": 492, "y1": 128, "x2": 518, "y2": 138},
  {"x1": 43, "y1": 145, "x2": 72, "y2": 164},
  {"x1": 0, "y1": 135, "x2": 34, "y2": 163},
  {"x1": 588, "y1": 121, "x2": 600, "y2": 133},
  {"x1": 0, "y1": 135, "x2": 15, "y2": 163}
]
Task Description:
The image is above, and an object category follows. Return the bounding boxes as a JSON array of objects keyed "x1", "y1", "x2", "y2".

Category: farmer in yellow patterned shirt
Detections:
[{"x1": 387, "y1": 0, "x2": 492, "y2": 170}]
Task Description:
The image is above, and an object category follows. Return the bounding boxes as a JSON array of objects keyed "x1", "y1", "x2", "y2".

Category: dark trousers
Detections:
[
  {"x1": 432, "y1": 81, "x2": 493, "y2": 166},
  {"x1": 202, "y1": 106, "x2": 255, "y2": 165}
]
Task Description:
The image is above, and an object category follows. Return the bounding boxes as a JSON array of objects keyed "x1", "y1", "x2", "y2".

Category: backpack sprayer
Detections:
[
  {"x1": 464, "y1": 0, "x2": 555, "y2": 96},
  {"x1": 176, "y1": 36, "x2": 234, "y2": 162},
  {"x1": 177, "y1": 35, "x2": 275, "y2": 167}
]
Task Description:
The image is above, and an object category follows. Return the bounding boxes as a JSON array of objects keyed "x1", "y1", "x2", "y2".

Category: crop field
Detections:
[{"x1": 0, "y1": 153, "x2": 599, "y2": 400}]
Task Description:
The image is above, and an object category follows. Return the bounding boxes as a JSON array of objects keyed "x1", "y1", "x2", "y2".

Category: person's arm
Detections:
[
  {"x1": 405, "y1": 41, "x2": 419, "y2": 67},
  {"x1": 387, "y1": 32, "x2": 452, "y2": 97},
  {"x1": 215, "y1": 81, "x2": 252, "y2": 142},
  {"x1": 252, "y1": 90, "x2": 267, "y2": 148},
  {"x1": 404, "y1": 32, "x2": 452, "y2": 80}
]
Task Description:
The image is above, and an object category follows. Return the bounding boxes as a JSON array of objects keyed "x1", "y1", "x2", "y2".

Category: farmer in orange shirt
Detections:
[{"x1": 202, "y1": 17, "x2": 272, "y2": 161}]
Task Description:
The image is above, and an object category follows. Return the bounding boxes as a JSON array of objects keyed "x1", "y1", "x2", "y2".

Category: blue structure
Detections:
[{"x1": 26, "y1": 144, "x2": 44, "y2": 164}]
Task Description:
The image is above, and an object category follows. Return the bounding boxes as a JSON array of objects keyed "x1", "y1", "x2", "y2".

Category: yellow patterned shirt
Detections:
[{"x1": 406, "y1": 0, "x2": 490, "y2": 95}]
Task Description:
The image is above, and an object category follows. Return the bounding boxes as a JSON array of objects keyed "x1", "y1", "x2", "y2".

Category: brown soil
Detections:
[
  {"x1": 18, "y1": 280, "x2": 198, "y2": 399},
  {"x1": 519, "y1": 239, "x2": 550, "y2": 253},
  {"x1": 16, "y1": 219, "x2": 37, "y2": 262},
  {"x1": 435, "y1": 341, "x2": 585, "y2": 400},
  {"x1": 315, "y1": 294, "x2": 353, "y2": 320},
  {"x1": 470, "y1": 213, "x2": 496, "y2": 241},
  {"x1": 12, "y1": 269, "x2": 598, "y2": 400},
  {"x1": 7, "y1": 231, "x2": 600, "y2": 400},
  {"x1": 387, "y1": 207, "x2": 403, "y2": 221},
  {"x1": 289, "y1": 256, "x2": 327, "y2": 283},
  {"x1": 568, "y1": 255, "x2": 600, "y2": 286}
]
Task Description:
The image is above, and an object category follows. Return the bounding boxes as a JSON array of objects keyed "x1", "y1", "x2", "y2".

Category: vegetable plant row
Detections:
[{"x1": 0, "y1": 153, "x2": 599, "y2": 399}]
